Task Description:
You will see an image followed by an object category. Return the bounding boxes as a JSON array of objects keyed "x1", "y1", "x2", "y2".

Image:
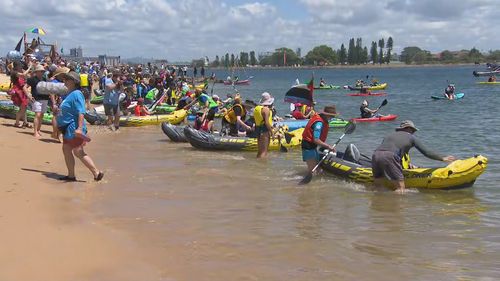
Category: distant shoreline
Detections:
[{"x1": 206, "y1": 63, "x2": 478, "y2": 71}]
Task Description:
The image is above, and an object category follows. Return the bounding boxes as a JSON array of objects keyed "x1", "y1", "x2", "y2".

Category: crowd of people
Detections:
[{"x1": 2, "y1": 55, "x2": 458, "y2": 192}]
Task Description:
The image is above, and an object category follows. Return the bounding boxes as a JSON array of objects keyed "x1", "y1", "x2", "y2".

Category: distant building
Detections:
[
  {"x1": 98, "y1": 55, "x2": 121, "y2": 67},
  {"x1": 296, "y1": 48, "x2": 301, "y2": 58},
  {"x1": 69, "y1": 46, "x2": 83, "y2": 58}
]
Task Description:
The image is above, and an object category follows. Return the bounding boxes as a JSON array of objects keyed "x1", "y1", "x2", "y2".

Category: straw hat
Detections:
[
  {"x1": 51, "y1": 67, "x2": 70, "y2": 79},
  {"x1": 319, "y1": 105, "x2": 337, "y2": 117},
  {"x1": 396, "y1": 120, "x2": 419, "y2": 131},
  {"x1": 63, "y1": 71, "x2": 81, "y2": 84},
  {"x1": 260, "y1": 92, "x2": 274, "y2": 106},
  {"x1": 33, "y1": 64, "x2": 45, "y2": 72}
]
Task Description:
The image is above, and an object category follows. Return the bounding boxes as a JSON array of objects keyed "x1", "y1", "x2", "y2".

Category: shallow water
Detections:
[{"x1": 90, "y1": 66, "x2": 499, "y2": 280}]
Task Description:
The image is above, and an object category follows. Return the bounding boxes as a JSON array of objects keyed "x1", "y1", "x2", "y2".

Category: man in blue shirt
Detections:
[{"x1": 103, "y1": 70, "x2": 121, "y2": 130}]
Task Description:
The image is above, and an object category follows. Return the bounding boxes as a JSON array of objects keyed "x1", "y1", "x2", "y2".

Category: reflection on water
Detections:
[{"x1": 86, "y1": 66, "x2": 500, "y2": 280}]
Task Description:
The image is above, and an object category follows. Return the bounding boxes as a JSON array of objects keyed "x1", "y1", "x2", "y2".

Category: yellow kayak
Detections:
[
  {"x1": 184, "y1": 127, "x2": 304, "y2": 151},
  {"x1": 348, "y1": 83, "x2": 388, "y2": 91},
  {"x1": 119, "y1": 109, "x2": 187, "y2": 127},
  {"x1": 477, "y1": 81, "x2": 500, "y2": 85},
  {"x1": 322, "y1": 150, "x2": 487, "y2": 190},
  {"x1": 0, "y1": 82, "x2": 11, "y2": 92}
]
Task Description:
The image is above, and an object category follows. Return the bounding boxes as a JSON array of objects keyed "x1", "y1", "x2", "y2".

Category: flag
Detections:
[
  {"x1": 284, "y1": 85, "x2": 314, "y2": 106},
  {"x1": 60, "y1": 47, "x2": 64, "y2": 54},
  {"x1": 307, "y1": 74, "x2": 314, "y2": 98},
  {"x1": 14, "y1": 36, "x2": 23, "y2": 52}
]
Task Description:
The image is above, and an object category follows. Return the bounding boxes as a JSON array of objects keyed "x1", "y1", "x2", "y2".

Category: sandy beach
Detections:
[{"x1": 0, "y1": 115, "x2": 159, "y2": 280}]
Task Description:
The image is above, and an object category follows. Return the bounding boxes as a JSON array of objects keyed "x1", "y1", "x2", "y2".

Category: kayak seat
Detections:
[{"x1": 343, "y1": 144, "x2": 361, "y2": 164}]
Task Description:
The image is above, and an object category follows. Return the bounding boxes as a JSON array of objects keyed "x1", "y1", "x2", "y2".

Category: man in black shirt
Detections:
[{"x1": 26, "y1": 64, "x2": 47, "y2": 138}]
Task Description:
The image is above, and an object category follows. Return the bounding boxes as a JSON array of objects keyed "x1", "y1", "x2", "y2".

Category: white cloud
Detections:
[{"x1": 0, "y1": 0, "x2": 498, "y2": 61}]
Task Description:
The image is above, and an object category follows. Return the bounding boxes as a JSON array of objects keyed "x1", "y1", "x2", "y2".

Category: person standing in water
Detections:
[
  {"x1": 371, "y1": 120, "x2": 455, "y2": 193},
  {"x1": 254, "y1": 92, "x2": 275, "y2": 158}
]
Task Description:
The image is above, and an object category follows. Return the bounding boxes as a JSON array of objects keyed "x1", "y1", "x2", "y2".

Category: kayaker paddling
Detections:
[
  {"x1": 301, "y1": 105, "x2": 338, "y2": 175},
  {"x1": 371, "y1": 120, "x2": 456, "y2": 194},
  {"x1": 444, "y1": 83, "x2": 456, "y2": 100},
  {"x1": 360, "y1": 100, "x2": 384, "y2": 118}
]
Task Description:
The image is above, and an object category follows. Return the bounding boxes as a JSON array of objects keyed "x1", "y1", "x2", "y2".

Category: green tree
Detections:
[
  {"x1": 386, "y1": 37, "x2": 393, "y2": 64},
  {"x1": 486, "y1": 50, "x2": 500, "y2": 61},
  {"x1": 413, "y1": 50, "x2": 431, "y2": 64},
  {"x1": 224, "y1": 53, "x2": 230, "y2": 68},
  {"x1": 355, "y1": 38, "x2": 362, "y2": 64},
  {"x1": 361, "y1": 47, "x2": 368, "y2": 64},
  {"x1": 212, "y1": 55, "x2": 220, "y2": 67},
  {"x1": 370, "y1": 41, "x2": 378, "y2": 64},
  {"x1": 304, "y1": 45, "x2": 338, "y2": 65},
  {"x1": 249, "y1": 51, "x2": 257, "y2": 66},
  {"x1": 378, "y1": 38, "x2": 385, "y2": 64},
  {"x1": 230, "y1": 54, "x2": 235, "y2": 67},
  {"x1": 347, "y1": 38, "x2": 355, "y2": 64},
  {"x1": 440, "y1": 50, "x2": 454, "y2": 62},
  {"x1": 240, "y1": 52, "x2": 249, "y2": 66},
  {"x1": 272, "y1": 47, "x2": 300, "y2": 66},
  {"x1": 400, "y1": 47, "x2": 422, "y2": 64},
  {"x1": 338, "y1": 44, "x2": 347, "y2": 64},
  {"x1": 468, "y1": 47, "x2": 483, "y2": 62}
]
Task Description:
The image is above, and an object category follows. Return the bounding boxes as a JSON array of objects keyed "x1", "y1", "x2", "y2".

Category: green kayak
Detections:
[
  {"x1": 314, "y1": 85, "x2": 341, "y2": 90},
  {"x1": 90, "y1": 95, "x2": 103, "y2": 104},
  {"x1": 154, "y1": 105, "x2": 176, "y2": 114},
  {"x1": 0, "y1": 103, "x2": 53, "y2": 125}
]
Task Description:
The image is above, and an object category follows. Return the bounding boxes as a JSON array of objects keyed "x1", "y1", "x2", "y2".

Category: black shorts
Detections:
[
  {"x1": 371, "y1": 150, "x2": 404, "y2": 181},
  {"x1": 104, "y1": 104, "x2": 119, "y2": 116}
]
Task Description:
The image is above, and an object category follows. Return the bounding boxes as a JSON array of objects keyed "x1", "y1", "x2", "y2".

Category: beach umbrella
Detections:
[
  {"x1": 284, "y1": 84, "x2": 313, "y2": 106},
  {"x1": 26, "y1": 27, "x2": 46, "y2": 35}
]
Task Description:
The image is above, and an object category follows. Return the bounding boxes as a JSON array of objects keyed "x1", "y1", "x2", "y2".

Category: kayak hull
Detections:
[
  {"x1": 184, "y1": 127, "x2": 304, "y2": 151},
  {"x1": 223, "y1": 80, "x2": 250, "y2": 85},
  {"x1": 348, "y1": 83, "x2": 388, "y2": 91},
  {"x1": 119, "y1": 109, "x2": 187, "y2": 127},
  {"x1": 314, "y1": 85, "x2": 341, "y2": 90},
  {"x1": 347, "y1": 92, "x2": 387, "y2": 97},
  {"x1": 477, "y1": 81, "x2": 500, "y2": 85},
  {"x1": 278, "y1": 118, "x2": 349, "y2": 131},
  {"x1": 351, "y1": 114, "x2": 398, "y2": 122},
  {"x1": 0, "y1": 101, "x2": 52, "y2": 125},
  {"x1": 431, "y1": 93, "x2": 465, "y2": 100},
  {"x1": 161, "y1": 123, "x2": 187, "y2": 142},
  {"x1": 321, "y1": 151, "x2": 487, "y2": 190},
  {"x1": 473, "y1": 70, "x2": 500, "y2": 77}
]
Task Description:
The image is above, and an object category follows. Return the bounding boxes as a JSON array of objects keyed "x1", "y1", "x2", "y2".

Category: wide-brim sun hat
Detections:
[
  {"x1": 319, "y1": 105, "x2": 337, "y2": 117},
  {"x1": 260, "y1": 92, "x2": 274, "y2": 106},
  {"x1": 51, "y1": 67, "x2": 70, "y2": 79},
  {"x1": 33, "y1": 64, "x2": 45, "y2": 72},
  {"x1": 396, "y1": 120, "x2": 419, "y2": 131},
  {"x1": 63, "y1": 71, "x2": 81, "y2": 85}
]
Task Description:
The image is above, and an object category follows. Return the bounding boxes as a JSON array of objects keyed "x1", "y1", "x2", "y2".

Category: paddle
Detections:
[
  {"x1": 374, "y1": 99, "x2": 388, "y2": 113},
  {"x1": 298, "y1": 122, "x2": 356, "y2": 185}
]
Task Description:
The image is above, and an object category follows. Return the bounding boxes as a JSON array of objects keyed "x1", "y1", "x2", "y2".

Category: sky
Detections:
[{"x1": 0, "y1": 0, "x2": 498, "y2": 61}]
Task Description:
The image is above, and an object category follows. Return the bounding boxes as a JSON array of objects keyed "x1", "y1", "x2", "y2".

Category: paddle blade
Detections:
[
  {"x1": 380, "y1": 99, "x2": 388, "y2": 107},
  {"x1": 298, "y1": 172, "x2": 313, "y2": 185},
  {"x1": 344, "y1": 121, "x2": 356, "y2": 134}
]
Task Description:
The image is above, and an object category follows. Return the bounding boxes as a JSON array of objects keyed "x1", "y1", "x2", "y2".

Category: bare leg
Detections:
[
  {"x1": 15, "y1": 106, "x2": 23, "y2": 126},
  {"x1": 113, "y1": 110, "x2": 120, "y2": 129},
  {"x1": 34, "y1": 112, "x2": 42, "y2": 137},
  {"x1": 73, "y1": 146, "x2": 99, "y2": 178},
  {"x1": 62, "y1": 143, "x2": 76, "y2": 178},
  {"x1": 257, "y1": 132, "x2": 270, "y2": 158},
  {"x1": 306, "y1": 159, "x2": 318, "y2": 174}
]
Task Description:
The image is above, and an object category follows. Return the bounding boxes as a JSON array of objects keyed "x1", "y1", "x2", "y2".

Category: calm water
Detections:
[{"x1": 88, "y1": 66, "x2": 500, "y2": 280}]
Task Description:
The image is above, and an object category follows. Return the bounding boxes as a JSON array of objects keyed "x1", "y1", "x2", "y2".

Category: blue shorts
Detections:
[{"x1": 302, "y1": 148, "x2": 320, "y2": 162}]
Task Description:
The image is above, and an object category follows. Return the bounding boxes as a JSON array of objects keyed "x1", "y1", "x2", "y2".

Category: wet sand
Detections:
[{"x1": 0, "y1": 119, "x2": 159, "y2": 281}]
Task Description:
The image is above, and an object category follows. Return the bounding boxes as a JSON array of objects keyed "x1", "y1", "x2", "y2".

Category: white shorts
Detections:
[{"x1": 32, "y1": 100, "x2": 48, "y2": 113}]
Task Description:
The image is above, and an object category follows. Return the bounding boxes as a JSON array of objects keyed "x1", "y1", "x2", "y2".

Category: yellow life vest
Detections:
[
  {"x1": 224, "y1": 104, "x2": 246, "y2": 124},
  {"x1": 401, "y1": 153, "x2": 411, "y2": 169},
  {"x1": 80, "y1": 74, "x2": 89, "y2": 87},
  {"x1": 253, "y1": 105, "x2": 273, "y2": 127}
]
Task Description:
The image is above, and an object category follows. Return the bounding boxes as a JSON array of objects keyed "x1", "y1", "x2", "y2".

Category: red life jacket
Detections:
[{"x1": 302, "y1": 114, "x2": 329, "y2": 147}]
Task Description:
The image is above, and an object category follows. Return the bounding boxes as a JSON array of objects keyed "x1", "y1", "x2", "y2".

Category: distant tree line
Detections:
[
  {"x1": 400, "y1": 47, "x2": 500, "y2": 65},
  {"x1": 197, "y1": 36, "x2": 499, "y2": 67}
]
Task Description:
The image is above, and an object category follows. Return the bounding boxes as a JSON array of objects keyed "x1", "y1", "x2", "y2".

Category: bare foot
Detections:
[{"x1": 34, "y1": 133, "x2": 42, "y2": 138}]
